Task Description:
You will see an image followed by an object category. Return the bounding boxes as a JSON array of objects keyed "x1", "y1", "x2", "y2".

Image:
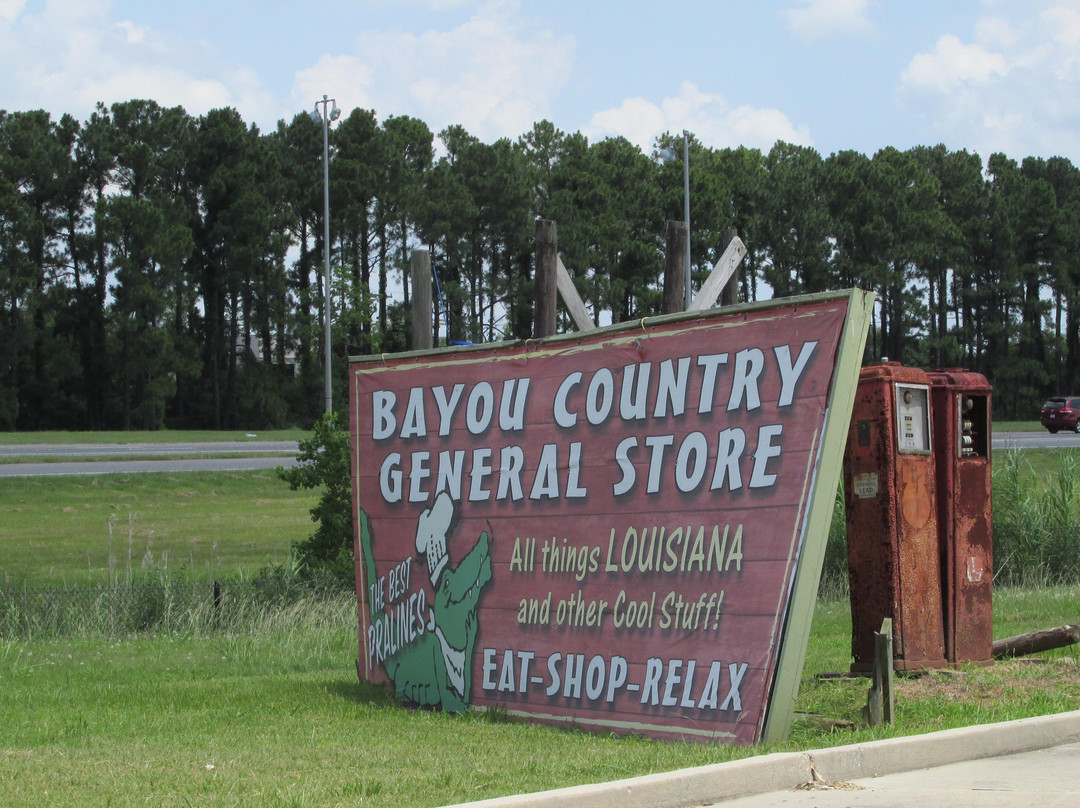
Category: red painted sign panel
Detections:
[{"x1": 351, "y1": 298, "x2": 853, "y2": 744}]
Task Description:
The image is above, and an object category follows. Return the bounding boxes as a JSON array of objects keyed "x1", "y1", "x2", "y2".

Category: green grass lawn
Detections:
[
  {"x1": 1, "y1": 472, "x2": 318, "y2": 588},
  {"x1": 1, "y1": 433, "x2": 1078, "y2": 806},
  {"x1": 792, "y1": 587, "x2": 1080, "y2": 740},
  {"x1": 0, "y1": 587, "x2": 1076, "y2": 808},
  {"x1": 995, "y1": 420, "x2": 1043, "y2": 432}
]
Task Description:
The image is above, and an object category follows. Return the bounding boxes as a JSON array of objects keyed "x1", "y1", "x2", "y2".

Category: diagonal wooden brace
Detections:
[
  {"x1": 688, "y1": 236, "x2": 747, "y2": 312},
  {"x1": 556, "y1": 257, "x2": 596, "y2": 333}
]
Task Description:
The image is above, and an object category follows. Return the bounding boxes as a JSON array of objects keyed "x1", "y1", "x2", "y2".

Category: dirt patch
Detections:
[
  {"x1": 894, "y1": 659, "x2": 1080, "y2": 709},
  {"x1": 895, "y1": 671, "x2": 1005, "y2": 709}
]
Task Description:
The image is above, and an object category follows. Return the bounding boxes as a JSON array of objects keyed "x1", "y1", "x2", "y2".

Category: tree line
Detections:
[{"x1": 2, "y1": 99, "x2": 1077, "y2": 430}]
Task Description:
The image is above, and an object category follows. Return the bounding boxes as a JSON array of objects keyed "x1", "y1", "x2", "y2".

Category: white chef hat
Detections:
[{"x1": 415, "y1": 491, "x2": 454, "y2": 585}]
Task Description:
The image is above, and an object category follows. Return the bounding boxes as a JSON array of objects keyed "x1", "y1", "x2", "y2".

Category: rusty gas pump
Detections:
[{"x1": 844, "y1": 362, "x2": 947, "y2": 672}]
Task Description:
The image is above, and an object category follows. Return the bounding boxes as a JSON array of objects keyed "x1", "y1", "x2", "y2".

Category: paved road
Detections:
[
  {"x1": 0, "y1": 431, "x2": 1072, "y2": 478},
  {"x1": 0, "y1": 440, "x2": 299, "y2": 477},
  {"x1": 992, "y1": 430, "x2": 1080, "y2": 449},
  {"x1": 0, "y1": 455, "x2": 298, "y2": 477},
  {"x1": 0, "y1": 440, "x2": 298, "y2": 457}
]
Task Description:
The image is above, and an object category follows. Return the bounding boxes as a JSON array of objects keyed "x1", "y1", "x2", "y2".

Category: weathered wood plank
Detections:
[
  {"x1": 688, "y1": 236, "x2": 747, "y2": 312},
  {"x1": 410, "y1": 249, "x2": 433, "y2": 350},
  {"x1": 534, "y1": 219, "x2": 558, "y2": 338},
  {"x1": 556, "y1": 257, "x2": 594, "y2": 332},
  {"x1": 662, "y1": 219, "x2": 687, "y2": 314},
  {"x1": 993, "y1": 625, "x2": 1080, "y2": 659}
]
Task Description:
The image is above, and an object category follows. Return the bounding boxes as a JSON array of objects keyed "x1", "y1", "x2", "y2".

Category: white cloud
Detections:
[
  {"x1": 1043, "y1": 4, "x2": 1080, "y2": 42},
  {"x1": 900, "y1": 33, "x2": 1010, "y2": 93},
  {"x1": 0, "y1": 0, "x2": 274, "y2": 122},
  {"x1": 972, "y1": 15, "x2": 1020, "y2": 50},
  {"x1": 899, "y1": 3, "x2": 1080, "y2": 160},
  {"x1": 294, "y1": 0, "x2": 574, "y2": 141},
  {"x1": 115, "y1": 20, "x2": 148, "y2": 45},
  {"x1": 0, "y1": 0, "x2": 26, "y2": 23},
  {"x1": 81, "y1": 68, "x2": 233, "y2": 113},
  {"x1": 583, "y1": 81, "x2": 813, "y2": 154},
  {"x1": 294, "y1": 55, "x2": 376, "y2": 116},
  {"x1": 785, "y1": 0, "x2": 876, "y2": 41},
  {"x1": 0, "y1": 0, "x2": 570, "y2": 138},
  {"x1": 728, "y1": 106, "x2": 813, "y2": 148},
  {"x1": 587, "y1": 98, "x2": 667, "y2": 153}
]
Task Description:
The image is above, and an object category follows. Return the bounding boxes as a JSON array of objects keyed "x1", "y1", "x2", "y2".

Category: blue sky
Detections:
[{"x1": 3, "y1": 0, "x2": 1080, "y2": 163}]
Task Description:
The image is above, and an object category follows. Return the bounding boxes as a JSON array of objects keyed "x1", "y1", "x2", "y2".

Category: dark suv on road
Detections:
[{"x1": 1041, "y1": 396, "x2": 1080, "y2": 433}]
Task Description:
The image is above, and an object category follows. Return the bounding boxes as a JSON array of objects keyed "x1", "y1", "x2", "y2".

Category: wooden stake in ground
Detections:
[{"x1": 864, "y1": 617, "x2": 895, "y2": 727}]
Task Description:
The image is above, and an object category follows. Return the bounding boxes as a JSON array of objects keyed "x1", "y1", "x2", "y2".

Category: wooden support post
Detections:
[
  {"x1": 534, "y1": 219, "x2": 558, "y2": 338},
  {"x1": 663, "y1": 219, "x2": 687, "y2": 314},
  {"x1": 864, "y1": 618, "x2": 894, "y2": 727},
  {"x1": 410, "y1": 249, "x2": 433, "y2": 350}
]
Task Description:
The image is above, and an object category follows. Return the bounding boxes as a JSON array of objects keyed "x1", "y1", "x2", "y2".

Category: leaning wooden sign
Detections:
[{"x1": 350, "y1": 290, "x2": 873, "y2": 745}]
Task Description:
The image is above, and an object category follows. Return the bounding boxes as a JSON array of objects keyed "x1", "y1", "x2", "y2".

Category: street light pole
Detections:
[
  {"x1": 312, "y1": 95, "x2": 340, "y2": 415},
  {"x1": 680, "y1": 129, "x2": 690, "y2": 310}
]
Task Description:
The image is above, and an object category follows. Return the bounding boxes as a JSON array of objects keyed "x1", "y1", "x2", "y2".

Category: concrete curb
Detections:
[{"x1": 440, "y1": 710, "x2": 1080, "y2": 808}]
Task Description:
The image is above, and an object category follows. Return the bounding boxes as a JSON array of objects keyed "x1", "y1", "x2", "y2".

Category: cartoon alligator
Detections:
[{"x1": 359, "y1": 491, "x2": 492, "y2": 712}]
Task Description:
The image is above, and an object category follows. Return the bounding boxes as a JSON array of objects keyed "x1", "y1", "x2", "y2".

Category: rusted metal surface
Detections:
[
  {"x1": 844, "y1": 363, "x2": 946, "y2": 672},
  {"x1": 928, "y1": 369, "x2": 993, "y2": 666}
]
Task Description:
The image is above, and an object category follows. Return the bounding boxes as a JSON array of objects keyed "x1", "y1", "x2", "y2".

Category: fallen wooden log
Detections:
[{"x1": 992, "y1": 625, "x2": 1080, "y2": 659}]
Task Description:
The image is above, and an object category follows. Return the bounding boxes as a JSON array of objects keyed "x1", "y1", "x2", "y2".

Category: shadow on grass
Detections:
[
  {"x1": 322, "y1": 675, "x2": 523, "y2": 728},
  {"x1": 324, "y1": 677, "x2": 394, "y2": 705}
]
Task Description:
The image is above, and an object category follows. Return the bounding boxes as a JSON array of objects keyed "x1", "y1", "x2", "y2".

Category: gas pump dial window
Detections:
[{"x1": 895, "y1": 383, "x2": 931, "y2": 454}]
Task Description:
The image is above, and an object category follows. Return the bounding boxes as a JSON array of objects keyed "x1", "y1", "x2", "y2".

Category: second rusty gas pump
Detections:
[{"x1": 928, "y1": 369, "x2": 993, "y2": 666}]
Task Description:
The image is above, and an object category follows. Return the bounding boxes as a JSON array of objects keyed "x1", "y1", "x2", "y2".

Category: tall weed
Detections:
[
  {"x1": 818, "y1": 484, "x2": 850, "y2": 601},
  {"x1": 991, "y1": 450, "x2": 1080, "y2": 585},
  {"x1": 822, "y1": 451, "x2": 1080, "y2": 592},
  {"x1": 0, "y1": 565, "x2": 354, "y2": 641}
]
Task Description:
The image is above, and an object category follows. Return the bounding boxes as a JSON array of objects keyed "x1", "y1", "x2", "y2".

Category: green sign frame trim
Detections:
[{"x1": 761, "y1": 287, "x2": 874, "y2": 743}]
